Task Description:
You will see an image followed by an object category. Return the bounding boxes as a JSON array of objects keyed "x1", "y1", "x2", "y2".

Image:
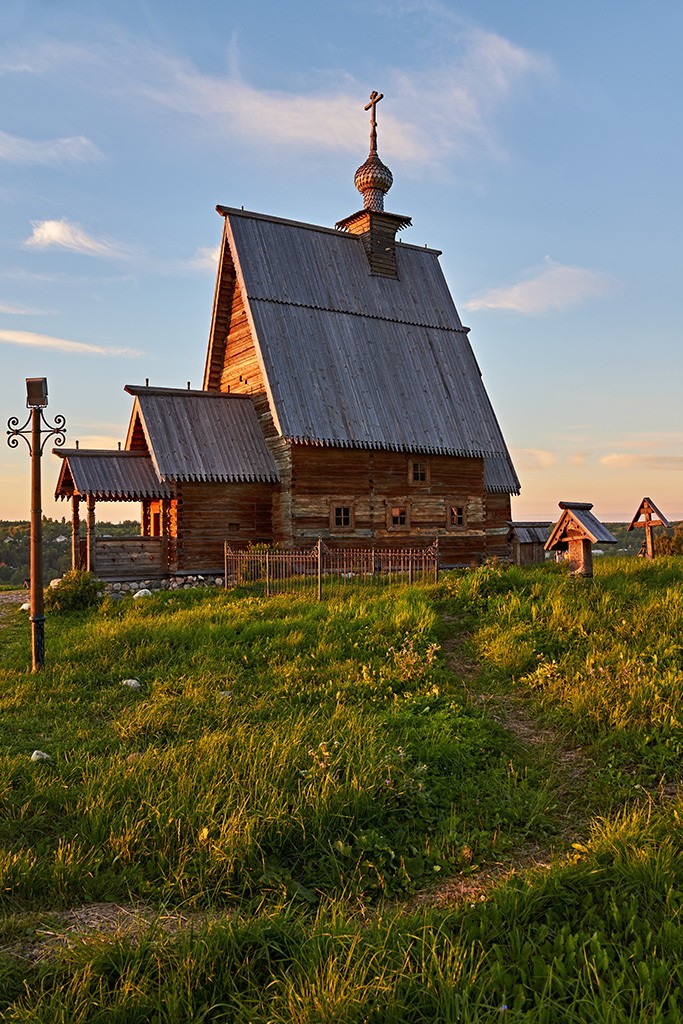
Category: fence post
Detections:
[
  {"x1": 409, "y1": 549, "x2": 414, "y2": 585},
  {"x1": 224, "y1": 541, "x2": 227, "y2": 590},
  {"x1": 434, "y1": 537, "x2": 440, "y2": 583},
  {"x1": 265, "y1": 550, "x2": 270, "y2": 597},
  {"x1": 317, "y1": 537, "x2": 323, "y2": 601}
]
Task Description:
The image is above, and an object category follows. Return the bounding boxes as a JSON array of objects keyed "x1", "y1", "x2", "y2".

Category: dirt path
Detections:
[
  {"x1": 0, "y1": 590, "x2": 25, "y2": 606},
  {"x1": 398, "y1": 618, "x2": 592, "y2": 913}
]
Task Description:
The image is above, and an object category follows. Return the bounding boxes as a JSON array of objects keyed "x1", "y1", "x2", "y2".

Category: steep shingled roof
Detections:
[
  {"x1": 207, "y1": 208, "x2": 520, "y2": 494},
  {"x1": 125, "y1": 386, "x2": 280, "y2": 484}
]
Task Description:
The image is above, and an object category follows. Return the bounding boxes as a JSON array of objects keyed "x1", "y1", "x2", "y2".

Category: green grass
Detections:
[{"x1": 2, "y1": 563, "x2": 683, "y2": 1020}]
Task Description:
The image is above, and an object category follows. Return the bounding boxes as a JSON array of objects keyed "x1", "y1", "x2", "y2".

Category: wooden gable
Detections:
[{"x1": 203, "y1": 216, "x2": 277, "y2": 441}]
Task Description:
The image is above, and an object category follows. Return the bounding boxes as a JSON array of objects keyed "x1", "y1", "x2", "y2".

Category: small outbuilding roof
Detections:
[
  {"x1": 54, "y1": 450, "x2": 172, "y2": 501},
  {"x1": 545, "y1": 502, "x2": 617, "y2": 551},
  {"x1": 125, "y1": 386, "x2": 280, "y2": 484},
  {"x1": 507, "y1": 522, "x2": 552, "y2": 545}
]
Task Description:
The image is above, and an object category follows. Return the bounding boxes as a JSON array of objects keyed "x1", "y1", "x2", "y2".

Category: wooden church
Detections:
[{"x1": 55, "y1": 93, "x2": 519, "y2": 576}]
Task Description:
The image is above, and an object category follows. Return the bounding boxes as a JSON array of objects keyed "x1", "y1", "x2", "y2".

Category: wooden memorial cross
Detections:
[
  {"x1": 364, "y1": 91, "x2": 384, "y2": 151},
  {"x1": 627, "y1": 497, "x2": 670, "y2": 559}
]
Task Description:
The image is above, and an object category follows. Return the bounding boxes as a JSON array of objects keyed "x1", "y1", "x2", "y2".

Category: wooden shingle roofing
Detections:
[
  {"x1": 54, "y1": 450, "x2": 172, "y2": 501},
  {"x1": 207, "y1": 208, "x2": 520, "y2": 494},
  {"x1": 545, "y1": 502, "x2": 617, "y2": 551},
  {"x1": 125, "y1": 386, "x2": 280, "y2": 484},
  {"x1": 507, "y1": 522, "x2": 551, "y2": 545}
]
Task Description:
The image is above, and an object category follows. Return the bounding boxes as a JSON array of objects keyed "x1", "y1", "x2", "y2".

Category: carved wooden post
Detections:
[
  {"x1": 71, "y1": 495, "x2": 81, "y2": 570},
  {"x1": 141, "y1": 500, "x2": 151, "y2": 537},
  {"x1": 86, "y1": 494, "x2": 96, "y2": 573}
]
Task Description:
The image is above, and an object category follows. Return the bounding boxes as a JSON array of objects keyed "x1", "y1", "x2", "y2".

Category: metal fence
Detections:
[{"x1": 224, "y1": 539, "x2": 439, "y2": 599}]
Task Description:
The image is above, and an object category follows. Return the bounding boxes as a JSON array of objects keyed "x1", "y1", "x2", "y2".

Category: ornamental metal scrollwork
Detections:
[{"x1": 6, "y1": 409, "x2": 67, "y2": 457}]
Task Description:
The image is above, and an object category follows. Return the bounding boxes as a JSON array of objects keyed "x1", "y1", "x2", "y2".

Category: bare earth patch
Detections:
[{"x1": 3, "y1": 903, "x2": 228, "y2": 963}]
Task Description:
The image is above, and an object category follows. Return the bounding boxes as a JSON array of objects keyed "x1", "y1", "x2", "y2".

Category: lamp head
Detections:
[{"x1": 26, "y1": 377, "x2": 48, "y2": 409}]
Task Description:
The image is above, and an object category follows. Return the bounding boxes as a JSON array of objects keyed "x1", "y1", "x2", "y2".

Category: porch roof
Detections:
[{"x1": 54, "y1": 450, "x2": 173, "y2": 501}]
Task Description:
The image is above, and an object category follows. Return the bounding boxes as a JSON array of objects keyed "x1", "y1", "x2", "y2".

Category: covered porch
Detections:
[{"x1": 54, "y1": 449, "x2": 175, "y2": 580}]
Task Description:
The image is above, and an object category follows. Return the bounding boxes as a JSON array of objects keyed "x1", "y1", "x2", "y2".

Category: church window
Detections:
[
  {"x1": 330, "y1": 502, "x2": 354, "y2": 531},
  {"x1": 449, "y1": 504, "x2": 466, "y2": 528},
  {"x1": 391, "y1": 506, "x2": 408, "y2": 527},
  {"x1": 409, "y1": 459, "x2": 429, "y2": 485}
]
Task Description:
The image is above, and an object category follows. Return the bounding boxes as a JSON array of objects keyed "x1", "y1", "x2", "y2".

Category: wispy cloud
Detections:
[
  {"x1": 135, "y1": 25, "x2": 549, "y2": 168},
  {"x1": 465, "y1": 259, "x2": 616, "y2": 314},
  {"x1": 600, "y1": 454, "x2": 683, "y2": 471},
  {"x1": 188, "y1": 244, "x2": 220, "y2": 272},
  {"x1": 0, "y1": 18, "x2": 549, "y2": 172},
  {"x1": 0, "y1": 329, "x2": 143, "y2": 358},
  {"x1": 0, "y1": 41, "x2": 96, "y2": 75},
  {"x1": 568, "y1": 451, "x2": 588, "y2": 467},
  {"x1": 0, "y1": 130, "x2": 103, "y2": 166},
  {"x1": 25, "y1": 219, "x2": 134, "y2": 260},
  {"x1": 0, "y1": 301, "x2": 48, "y2": 315},
  {"x1": 513, "y1": 447, "x2": 557, "y2": 471}
]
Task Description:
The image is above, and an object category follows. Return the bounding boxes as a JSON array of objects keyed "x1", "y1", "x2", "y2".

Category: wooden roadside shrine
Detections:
[
  {"x1": 627, "y1": 497, "x2": 671, "y2": 559},
  {"x1": 544, "y1": 502, "x2": 617, "y2": 577}
]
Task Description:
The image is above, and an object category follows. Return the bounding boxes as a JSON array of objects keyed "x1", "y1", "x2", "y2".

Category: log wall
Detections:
[
  {"x1": 284, "y1": 446, "x2": 500, "y2": 565},
  {"x1": 484, "y1": 491, "x2": 513, "y2": 560},
  {"x1": 174, "y1": 481, "x2": 275, "y2": 571}
]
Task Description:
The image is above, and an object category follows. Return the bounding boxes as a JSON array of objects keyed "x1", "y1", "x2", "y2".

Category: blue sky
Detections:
[{"x1": 2, "y1": 0, "x2": 683, "y2": 523}]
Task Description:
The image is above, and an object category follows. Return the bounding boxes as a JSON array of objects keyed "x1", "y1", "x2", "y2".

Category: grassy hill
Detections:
[{"x1": 1, "y1": 560, "x2": 683, "y2": 1019}]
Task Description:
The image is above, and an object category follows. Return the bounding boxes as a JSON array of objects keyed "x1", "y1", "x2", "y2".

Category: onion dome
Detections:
[{"x1": 354, "y1": 152, "x2": 393, "y2": 212}]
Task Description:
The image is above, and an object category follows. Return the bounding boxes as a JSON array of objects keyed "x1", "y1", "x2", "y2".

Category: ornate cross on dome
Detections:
[{"x1": 364, "y1": 91, "x2": 383, "y2": 153}]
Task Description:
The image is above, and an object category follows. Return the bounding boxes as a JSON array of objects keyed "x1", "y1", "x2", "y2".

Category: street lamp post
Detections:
[{"x1": 6, "y1": 378, "x2": 66, "y2": 672}]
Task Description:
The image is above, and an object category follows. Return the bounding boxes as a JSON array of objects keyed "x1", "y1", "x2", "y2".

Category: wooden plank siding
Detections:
[
  {"x1": 92, "y1": 537, "x2": 167, "y2": 580},
  {"x1": 174, "y1": 481, "x2": 275, "y2": 571}
]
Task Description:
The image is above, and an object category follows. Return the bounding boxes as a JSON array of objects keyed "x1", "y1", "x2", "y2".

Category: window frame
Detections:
[
  {"x1": 386, "y1": 500, "x2": 411, "y2": 531},
  {"x1": 447, "y1": 499, "x2": 468, "y2": 530},
  {"x1": 408, "y1": 458, "x2": 430, "y2": 487},
  {"x1": 329, "y1": 500, "x2": 355, "y2": 533}
]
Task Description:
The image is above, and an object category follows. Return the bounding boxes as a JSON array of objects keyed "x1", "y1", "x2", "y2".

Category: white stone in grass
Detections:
[
  {"x1": 122, "y1": 678, "x2": 142, "y2": 691},
  {"x1": 215, "y1": 577, "x2": 223, "y2": 586},
  {"x1": 20, "y1": 602, "x2": 30, "y2": 612},
  {"x1": 31, "y1": 750, "x2": 51, "y2": 762},
  {"x1": 133, "y1": 589, "x2": 152, "y2": 599},
  {"x1": 218, "y1": 690, "x2": 233, "y2": 699},
  {"x1": 49, "y1": 578, "x2": 61, "y2": 588}
]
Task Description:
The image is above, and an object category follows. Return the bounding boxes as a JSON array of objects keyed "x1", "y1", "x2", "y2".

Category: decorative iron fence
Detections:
[{"x1": 224, "y1": 539, "x2": 439, "y2": 599}]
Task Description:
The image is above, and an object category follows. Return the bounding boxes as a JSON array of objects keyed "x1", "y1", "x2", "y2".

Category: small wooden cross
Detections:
[{"x1": 364, "y1": 91, "x2": 384, "y2": 150}]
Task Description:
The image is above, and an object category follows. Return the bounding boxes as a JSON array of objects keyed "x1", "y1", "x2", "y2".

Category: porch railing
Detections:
[
  {"x1": 224, "y1": 539, "x2": 439, "y2": 599},
  {"x1": 91, "y1": 537, "x2": 167, "y2": 580}
]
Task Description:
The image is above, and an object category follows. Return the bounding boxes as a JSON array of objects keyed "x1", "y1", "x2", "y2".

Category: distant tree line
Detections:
[
  {"x1": 0, "y1": 518, "x2": 138, "y2": 587},
  {"x1": 655, "y1": 523, "x2": 683, "y2": 556}
]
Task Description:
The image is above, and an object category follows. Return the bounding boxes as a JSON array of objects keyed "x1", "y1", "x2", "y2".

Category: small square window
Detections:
[
  {"x1": 450, "y1": 505, "x2": 465, "y2": 527},
  {"x1": 392, "y1": 506, "x2": 408, "y2": 527},
  {"x1": 411, "y1": 461, "x2": 427, "y2": 483},
  {"x1": 334, "y1": 506, "x2": 351, "y2": 528}
]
